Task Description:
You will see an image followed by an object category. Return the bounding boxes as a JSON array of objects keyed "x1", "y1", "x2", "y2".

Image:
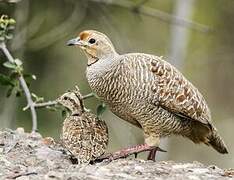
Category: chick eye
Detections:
[
  {"x1": 88, "y1": 38, "x2": 96, "y2": 44},
  {"x1": 63, "y1": 97, "x2": 68, "y2": 100}
]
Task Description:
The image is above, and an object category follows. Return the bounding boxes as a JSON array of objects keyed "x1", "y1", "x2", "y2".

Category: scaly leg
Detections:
[
  {"x1": 97, "y1": 143, "x2": 154, "y2": 161},
  {"x1": 147, "y1": 147, "x2": 157, "y2": 161},
  {"x1": 95, "y1": 144, "x2": 167, "y2": 162},
  {"x1": 147, "y1": 147, "x2": 167, "y2": 161}
]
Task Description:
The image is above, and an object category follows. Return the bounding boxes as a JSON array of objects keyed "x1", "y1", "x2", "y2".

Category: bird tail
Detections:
[{"x1": 208, "y1": 128, "x2": 228, "y2": 154}]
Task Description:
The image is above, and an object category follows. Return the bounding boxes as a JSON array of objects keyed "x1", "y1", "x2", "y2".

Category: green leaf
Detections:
[
  {"x1": 0, "y1": 15, "x2": 16, "y2": 42},
  {"x1": 8, "y1": 18, "x2": 16, "y2": 25},
  {"x1": 97, "y1": 103, "x2": 106, "y2": 117},
  {"x1": 3, "y1": 61, "x2": 17, "y2": 69},
  {"x1": 0, "y1": 74, "x2": 14, "y2": 86}
]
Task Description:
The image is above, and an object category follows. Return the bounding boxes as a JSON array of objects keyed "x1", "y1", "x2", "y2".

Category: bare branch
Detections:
[
  {"x1": 33, "y1": 101, "x2": 57, "y2": 108},
  {"x1": 0, "y1": 42, "x2": 37, "y2": 132},
  {"x1": 82, "y1": 93, "x2": 95, "y2": 100},
  {"x1": 23, "y1": 101, "x2": 58, "y2": 111},
  {"x1": 23, "y1": 93, "x2": 95, "y2": 111},
  {"x1": 89, "y1": 0, "x2": 211, "y2": 32}
]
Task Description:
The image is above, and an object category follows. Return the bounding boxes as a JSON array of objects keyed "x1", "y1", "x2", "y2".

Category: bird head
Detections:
[
  {"x1": 56, "y1": 86, "x2": 84, "y2": 115},
  {"x1": 67, "y1": 30, "x2": 118, "y2": 66}
]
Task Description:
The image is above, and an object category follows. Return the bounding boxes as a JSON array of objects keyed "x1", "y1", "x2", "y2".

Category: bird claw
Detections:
[
  {"x1": 157, "y1": 147, "x2": 167, "y2": 152},
  {"x1": 95, "y1": 150, "x2": 130, "y2": 163},
  {"x1": 95, "y1": 144, "x2": 167, "y2": 163}
]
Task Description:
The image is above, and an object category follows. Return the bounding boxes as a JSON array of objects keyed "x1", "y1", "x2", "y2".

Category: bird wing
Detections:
[{"x1": 146, "y1": 55, "x2": 212, "y2": 125}]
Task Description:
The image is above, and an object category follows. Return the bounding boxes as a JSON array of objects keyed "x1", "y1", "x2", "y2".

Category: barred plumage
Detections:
[
  {"x1": 57, "y1": 86, "x2": 108, "y2": 163},
  {"x1": 67, "y1": 30, "x2": 228, "y2": 158}
]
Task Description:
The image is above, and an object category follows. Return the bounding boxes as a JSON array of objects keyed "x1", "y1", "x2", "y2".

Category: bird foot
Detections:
[
  {"x1": 111, "y1": 143, "x2": 156, "y2": 160},
  {"x1": 96, "y1": 144, "x2": 155, "y2": 162},
  {"x1": 147, "y1": 147, "x2": 167, "y2": 161},
  {"x1": 147, "y1": 148, "x2": 157, "y2": 161},
  {"x1": 95, "y1": 144, "x2": 167, "y2": 163}
]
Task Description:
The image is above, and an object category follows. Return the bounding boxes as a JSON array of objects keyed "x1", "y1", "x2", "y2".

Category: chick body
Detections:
[{"x1": 58, "y1": 87, "x2": 108, "y2": 163}]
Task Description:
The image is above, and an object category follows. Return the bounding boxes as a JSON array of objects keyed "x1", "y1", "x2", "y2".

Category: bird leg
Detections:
[
  {"x1": 147, "y1": 147, "x2": 167, "y2": 161},
  {"x1": 95, "y1": 144, "x2": 167, "y2": 163},
  {"x1": 147, "y1": 147, "x2": 157, "y2": 161},
  {"x1": 111, "y1": 143, "x2": 155, "y2": 160},
  {"x1": 96, "y1": 143, "x2": 155, "y2": 161}
]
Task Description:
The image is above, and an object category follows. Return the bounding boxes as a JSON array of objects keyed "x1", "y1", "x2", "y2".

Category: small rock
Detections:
[
  {"x1": 16, "y1": 127, "x2": 25, "y2": 134},
  {"x1": 0, "y1": 129, "x2": 232, "y2": 180}
]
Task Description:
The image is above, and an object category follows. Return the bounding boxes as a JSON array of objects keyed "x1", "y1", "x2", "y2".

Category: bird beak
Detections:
[
  {"x1": 55, "y1": 97, "x2": 61, "y2": 104},
  {"x1": 67, "y1": 37, "x2": 88, "y2": 47},
  {"x1": 67, "y1": 37, "x2": 81, "y2": 46}
]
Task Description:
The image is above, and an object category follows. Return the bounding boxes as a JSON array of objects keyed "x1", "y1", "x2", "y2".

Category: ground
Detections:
[{"x1": 0, "y1": 128, "x2": 233, "y2": 180}]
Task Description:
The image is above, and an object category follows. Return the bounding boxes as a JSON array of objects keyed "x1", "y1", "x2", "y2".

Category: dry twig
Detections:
[{"x1": 23, "y1": 93, "x2": 95, "y2": 111}]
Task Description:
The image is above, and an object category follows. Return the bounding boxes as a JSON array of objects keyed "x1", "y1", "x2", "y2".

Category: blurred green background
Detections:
[{"x1": 0, "y1": 0, "x2": 233, "y2": 168}]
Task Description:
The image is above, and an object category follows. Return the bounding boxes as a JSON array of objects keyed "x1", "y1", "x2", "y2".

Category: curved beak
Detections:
[
  {"x1": 67, "y1": 37, "x2": 82, "y2": 46},
  {"x1": 67, "y1": 37, "x2": 89, "y2": 48}
]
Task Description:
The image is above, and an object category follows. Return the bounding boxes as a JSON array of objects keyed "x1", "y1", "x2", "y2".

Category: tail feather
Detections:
[
  {"x1": 208, "y1": 128, "x2": 228, "y2": 154},
  {"x1": 186, "y1": 121, "x2": 228, "y2": 154}
]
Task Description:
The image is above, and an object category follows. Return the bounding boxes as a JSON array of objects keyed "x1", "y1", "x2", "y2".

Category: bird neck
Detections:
[
  {"x1": 86, "y1": 50, "x2": 118, "y2": 66},
  {"x1": 86, "y1": 52, "x2": 120, "y2": 79},
  {"x1": 70, "y1": 107, "x2": 83, "y2": 116},
  {"x1": 65, "y1": 102, "x2": 84, "y2": 116}
]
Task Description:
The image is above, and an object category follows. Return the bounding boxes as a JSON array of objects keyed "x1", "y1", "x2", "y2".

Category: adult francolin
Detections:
[
  {"x1": 57, "y1": 86, "x2": 108, "y2": 163},
  {"x1": 67, "y1": 30, "x2": 228, "y2": 160}
]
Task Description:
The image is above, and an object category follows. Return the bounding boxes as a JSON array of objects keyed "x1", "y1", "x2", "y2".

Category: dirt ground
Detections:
[{"x1": 0, "y1": 128, "x2": 233, "y2": 180}]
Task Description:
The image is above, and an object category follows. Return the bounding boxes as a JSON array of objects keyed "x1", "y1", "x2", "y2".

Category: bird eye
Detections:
[
  {"x1": 63, "y1": 97, "x2": 68, "y2": 100},
  {"x1": 88, "y1": 38, "x2": 96, "y2": 44}
]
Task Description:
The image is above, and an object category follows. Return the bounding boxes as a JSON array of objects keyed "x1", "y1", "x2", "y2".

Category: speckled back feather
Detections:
[{"x1": 57, "y1": 87, "x2": 109, "y2": 163}]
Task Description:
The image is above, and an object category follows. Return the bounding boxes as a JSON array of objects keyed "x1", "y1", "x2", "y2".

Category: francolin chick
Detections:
[
  {"x1": 67, "y1": 30, "x2": 228, "y2": 160},
  {"x1": 57, "y1": 86, "x2": 108, "y2": 164}
]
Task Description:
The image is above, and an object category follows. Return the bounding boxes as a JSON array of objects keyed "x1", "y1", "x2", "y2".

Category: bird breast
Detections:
[{"x1": 86, "y1": 54, "x2": 156, "y2": 126}]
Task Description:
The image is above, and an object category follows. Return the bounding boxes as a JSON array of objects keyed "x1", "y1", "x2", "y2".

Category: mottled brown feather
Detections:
[
  {"x1": 79, "y1": 31, "x2": 90, "y2": 40},
  {"x1": 149, "y1": 56, "x2": 211, "y2": 125},
  {"x1": 58, "y1": 88, "x2": 109, "y2": 163}
]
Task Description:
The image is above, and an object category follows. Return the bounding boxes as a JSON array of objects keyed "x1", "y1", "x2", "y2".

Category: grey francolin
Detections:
[
  {"x1": 67, "y1": 30, "x2": 228, "y2": 160},
  {"x1": 57, "y1": 86, "x2": 108, "y2": 163}
]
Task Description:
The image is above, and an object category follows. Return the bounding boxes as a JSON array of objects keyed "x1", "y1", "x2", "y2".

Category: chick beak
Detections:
[
  {"x1": 67, "y1": 37, "x2": 83, "y2": 46},
  {"x1": 55, "y1": 98, "x2": 61, "y2": 104}
]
